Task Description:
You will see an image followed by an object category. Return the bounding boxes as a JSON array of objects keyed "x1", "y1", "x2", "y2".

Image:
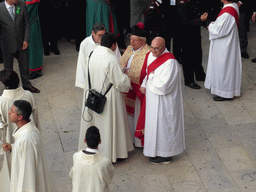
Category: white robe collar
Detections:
[
  {"x1": 86, "y1": 148, "x2": 98, "y2": 153},
  {"x1": 13, "y1": 121, "x2": 37, "y2": 139},
  {"x1": 89, "y1": 34, "x2": 100, "y2": 45},
  {"x1": 78, "y1": 150, "x2": 102, "y2": 165},
  {"x1": 223, "y1": 2, "x2": 238, "y2": 13},
  {"x1": 2, "y1": 86, "x2": 25, "y2": 100}
]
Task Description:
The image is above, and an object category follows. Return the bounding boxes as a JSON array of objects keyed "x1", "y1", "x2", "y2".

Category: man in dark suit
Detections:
[
  {"x1": 237, "y1": 0, "x2": 253, "y2": 59},
  {"x1": 0, "y1": 0, "x2": 40, "y2": 93},
  {"x1": 176, "y1": 0, "x2": 208, "y2": 89}
]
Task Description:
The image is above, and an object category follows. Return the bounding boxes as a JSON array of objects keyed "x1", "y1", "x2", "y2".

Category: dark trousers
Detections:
[
  {"x1": 181, "y1": 37, "x2": 205, "y2": 84},
  {"x1": 239, "y1": 11, "x2": 249, "y2": 53},
  {"x1": 1, "y1": 48, "x2": 31, "y2": 87},
  {"x1": 0, "y1": 48, "x2": 3, "y2": 63}
]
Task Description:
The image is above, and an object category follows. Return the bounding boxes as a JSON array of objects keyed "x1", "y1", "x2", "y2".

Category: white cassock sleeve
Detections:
[
  {"x1": 106, "y1": 57, "x2": 131, "y2": 93},
  {"x1": 115, "y1": 46, "x2": 121, "y2": 59},
  {"x1": 16, "y1": 140, "x2": 37, "y2": 191},
  {"x1": 209, "y1": 13, "x2": 237, "y2": 40},
  {"x1": 147, "y1": 60, "x2": 179, "y2": 95},
  {"x1": 75, "y1": 41, "x2": 88, "y2": 89}
]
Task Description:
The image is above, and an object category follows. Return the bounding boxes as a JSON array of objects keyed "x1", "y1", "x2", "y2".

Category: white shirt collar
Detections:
[
  {"x1": 5, "y1": 1, "x2": 15, "y2": 9},
  {"x1": 132, "y1": 45, "x2": 144, "y2": 53},
  {"x1": 89, "y1": 34, "x2": 100, "y2": 45},
  {"x1": 85, "y1": 148, "x2": 98, "y2": 153}
]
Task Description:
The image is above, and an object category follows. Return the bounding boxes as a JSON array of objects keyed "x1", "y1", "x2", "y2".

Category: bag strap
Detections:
[
  {"x1": 104, "y1": 83, "x2": 113, "y2": 96},
  {"x1": 87, "y1": 51, "x2": 94, "y2": 89},
  {"x1": 87, "y1": 51, "x2": 113, "y2": 95}
]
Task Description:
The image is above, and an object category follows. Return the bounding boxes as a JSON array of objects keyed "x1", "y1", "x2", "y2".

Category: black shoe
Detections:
[
  {"x1": 44, "y1": 48, "x2": 50, "y2": 56},
  {"x1": 241, "y1": 52, "x2": 249, "y2": 59},
  {"x1": 185, "y1": 82, "x2": 201, "y2": 89},
  {"x1": 50, "y1": 46, "x2": 60, "y2": 55},
  {"x1": 196, "y1": 75, "x2": 206, "y2": 81},
  {"x1": 213, "y1": 96, "x2": 233, "y2": 101},
  {"x1": 23, "y1": 85, "x2": 40, "y2": 93},
  {"x1": 149, "y1": 157, "x2": 172, "y2": 165},
  {"x1": 29, "y1": 72, "x2": 42, "y2": 80},
  {"x1": 252, "y1": 58, "x2": 256, "y2": 63}
]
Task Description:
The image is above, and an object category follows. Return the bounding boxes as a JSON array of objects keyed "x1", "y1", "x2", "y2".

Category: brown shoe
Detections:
[{"x1": 23, "y1": 85, "x2": 40, "y2": 93}]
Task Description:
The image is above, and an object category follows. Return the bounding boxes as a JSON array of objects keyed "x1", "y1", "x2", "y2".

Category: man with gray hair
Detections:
[
  {"x1": 75, "y1": 22, "x2": 121, "y2": 89},
  {"x1": 120, "y1": 22, "x2": 151, "y2": 147}
]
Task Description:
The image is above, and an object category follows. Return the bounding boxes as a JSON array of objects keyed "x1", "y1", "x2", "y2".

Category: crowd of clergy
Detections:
[{"x1": 0, "y1": 0, "x2": 256, "y2": 191}]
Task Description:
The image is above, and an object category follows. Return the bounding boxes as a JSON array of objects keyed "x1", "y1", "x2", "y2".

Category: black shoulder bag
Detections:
[{"x1": 85, "y1": 51, "x2": 113, "y2": 114}]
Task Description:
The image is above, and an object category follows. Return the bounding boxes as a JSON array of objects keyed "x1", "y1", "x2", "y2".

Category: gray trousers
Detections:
[
  {"x1": 130, "y1": 0, "x2": 152, "y2": 28},
  {"x1": 1, "y1": 48, "x2": 31, "y2": 88}
]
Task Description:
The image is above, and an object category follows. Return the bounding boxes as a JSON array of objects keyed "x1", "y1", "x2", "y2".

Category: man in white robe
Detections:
[
  {"x1": 0, "y1": 69, "x2": 38, "y2": 192},
  {"x1": 78, "y1": 33, "x2": 134, "y2": 163},
  {"x1": 70, "y1": 126, "x2": 114, "y2": 192},
  {"x1": 2, "y1": 100, "x2": 52, "y2": 192},
  {"x1": 75, "y1": 22, "x2": 121, "y2": 89},
  {"x1": 204, "y1": 0, "x2": 242, "y2": 101},
  {"x1": 140, "y1": 37, "x2": 185, "y2": 164},
  {"x1": 0, "y1": 69, "x2": 38, "y2": 144}
]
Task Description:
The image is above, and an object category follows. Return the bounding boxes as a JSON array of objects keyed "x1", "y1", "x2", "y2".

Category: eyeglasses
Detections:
[
  {"x1": 150, "y1": 46, "x2": 163, "y2": 51},
  {"x1": 130, "y1": 38, "x2": 142, "y2": 42}
]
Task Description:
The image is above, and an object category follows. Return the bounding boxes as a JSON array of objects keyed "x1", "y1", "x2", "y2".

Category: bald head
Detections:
[{"x1": 151, "y1": 37, "x2": 166, "y2": 57}]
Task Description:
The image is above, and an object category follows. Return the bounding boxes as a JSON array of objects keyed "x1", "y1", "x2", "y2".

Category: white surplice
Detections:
[
  {"x1": 78, "y1": 46, "x2": 134, "y2": 163},
  {"x1": 0, "y1": 86, "x2": 38, "y2": 144},
  {"x1": 75, "y1": 35, "x2": 121, "y2": 89},
  {"x1": 205, "y1": 3, "x2": 242, "y2": 98},
  {"x1": 142, "y1": 50, "x2": 185, "y2": 157},
  {"x1": 69, "y1": 150, "x2": 114, "y2": 192},
  {"x1": 10, "y1": 121, "x2": 52, "y2": 192}
]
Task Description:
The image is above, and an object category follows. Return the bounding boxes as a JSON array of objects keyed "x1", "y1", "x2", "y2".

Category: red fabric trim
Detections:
[
  {"x1": 25, "y1": 0, "x2": 40, "y2": 5},
  {"x1": 135, "y1": 96, "x2": 145, "y2": 146},
  {"x1": 29, "y1": 66, "x2": 43, "y2": 71},
  {"x1": 126, "y1": 105, "x2": 134, "y2": 115},
  {"x1": 109, "y1": 7, "x2": 114, "y2": 33},
  {"x1": 134, "y1": 52, "x2": 149, "y2": 146},
  {"x1": 217, "y1": 6, "x2": 239, "y2": 28},
  {"x1": 148, "y1": 53, "x2": 175, "y2": 76}
]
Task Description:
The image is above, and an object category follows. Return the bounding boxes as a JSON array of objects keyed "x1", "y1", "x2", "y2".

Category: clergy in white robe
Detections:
[
  {"x1": 70, "y1": 150, "x2": 114, "y2": 192},
  {"x1": 71, "y1": 126, "x2": 114, "y2": 192},
  {"x1": 204, "y1": 1, "x2": 242, "y2": 101},
  {"x1": 0, "y1": 70, "x2": 38, "y2": 192},
  {"x1": 75, "y1": 23, "x2": 121, "y2": 89},
  {"x1": 140, "y1": 37, "x2": 185, "y2": 164},
  {"x1": 120, "y1": 23, "x2": 151, "y2": 147},
  {"x1": 0, "y1": 69, "x2": 38, "y2": 144},
  {"x1": 2, "y1": 100, "x2": 52, "y2": 192},
  {"x1": 78, "y1": 33, "x2": 134, "y2": 163}
]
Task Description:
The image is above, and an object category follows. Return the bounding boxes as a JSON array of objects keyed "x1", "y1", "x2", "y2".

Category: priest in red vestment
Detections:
[
  {"x1": 120, "y1": 23, "x2": 151, "y2": 147},
  {"x1": 139, "y1": 37, "x2": 185, "y2": 164}
]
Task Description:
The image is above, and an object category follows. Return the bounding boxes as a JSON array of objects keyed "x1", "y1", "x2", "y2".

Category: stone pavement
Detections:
[{"x1": 1, "y1": 23, "x2": 256, "y2": 191}]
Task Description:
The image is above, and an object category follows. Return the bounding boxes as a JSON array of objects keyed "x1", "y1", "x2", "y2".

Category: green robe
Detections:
[
  {"x1": 23, "y1": 0, "x2": 43, "y2": 72},
  {"x1": 86, "y1": 0, "x2": 119, "y2": 37}
]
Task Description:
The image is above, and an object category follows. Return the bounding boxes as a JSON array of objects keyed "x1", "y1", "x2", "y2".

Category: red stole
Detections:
[
  {"x1": 123, "y1": 51, "x2": 148, "y2": 115},
  {"x1": 135, "y1": 52, "x2": 176, "y2": 146},
  {"x1": 217, "y1": 6, "x2": 239, "y2": 28}
]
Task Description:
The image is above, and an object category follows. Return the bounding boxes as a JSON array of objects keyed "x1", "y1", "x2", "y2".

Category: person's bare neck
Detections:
[{"x1": 16, "y1": 120, "x2": 29, "y2": 129}]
